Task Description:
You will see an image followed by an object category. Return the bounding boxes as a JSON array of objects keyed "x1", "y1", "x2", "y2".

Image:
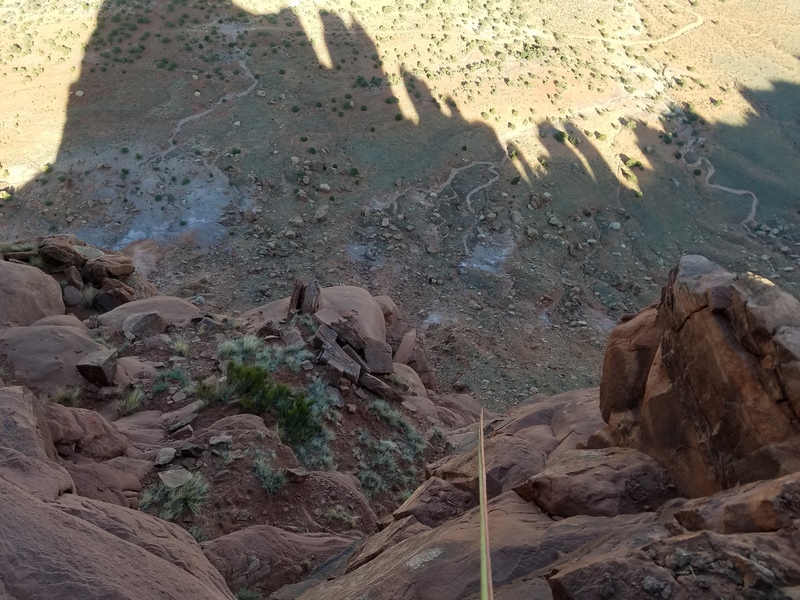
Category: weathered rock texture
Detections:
[
  {"x1": 601, "y1": 256, "x2": 800, "y2": 497},
  {"x1": 202, "y1": 525, "x2": 356, "y2": 593},
  {"x1": 0, "y1": 382, "x2": 233, "y2": 600},
  {"x1": 0, "y1": 260, "x2": 64, "y2": 327}
]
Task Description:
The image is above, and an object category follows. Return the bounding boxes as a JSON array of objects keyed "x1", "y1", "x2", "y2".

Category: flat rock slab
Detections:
[
  {"x1": 364, "y1": 337, "x2": 393, "y2": 375},
  {"x1": 123, "y1": 311, "x2": 169, "y2": 339},
  {"x1": 158, "y1": 468, "x2": 193, "y2": 489},
  {"x1": 209, "y1": 435, "x2": 233, "y2": 447}
]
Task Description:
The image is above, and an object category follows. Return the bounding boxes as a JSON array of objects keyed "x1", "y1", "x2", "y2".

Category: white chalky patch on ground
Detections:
[{"x1": 405, "y1": 547, "x2": 443, "y2": 570}]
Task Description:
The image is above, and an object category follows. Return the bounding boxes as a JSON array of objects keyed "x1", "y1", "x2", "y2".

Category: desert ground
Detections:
[{"x1": 1, "y1": 0, "x2": 799, "y2": 410}]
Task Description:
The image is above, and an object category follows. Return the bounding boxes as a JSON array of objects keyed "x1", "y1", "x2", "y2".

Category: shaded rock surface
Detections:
[
  {"x1": 202, "y1": 525, "x2": 357, "y2": 594},
  {"x1": 513, "y1": 447, "x2": 677, "y2": 518},
  {"x1": 97, "y1": 296, "x2": 200, "y2": 330},
  {"x1": 45, "y1": 403, "x2": 129, "y2": 459},
  {"x1": 297, "y1": 492, "x2": 669, "y2": 600},
  {"x1": 0, "y1": 325, "x2": 108, "y2": 394},
  {"x1": 601, "y1": 255, "x2": 800, "y2": 497}
]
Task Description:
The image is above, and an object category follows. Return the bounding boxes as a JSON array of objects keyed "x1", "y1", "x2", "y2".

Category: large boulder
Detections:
[
  {"x1": 0, "y1": 260, "x2": 64, "y2": 327},
  {"x1": 38, "y1": 237, "x2": 87, "y2": 267},
  {"x1": 0, "y1": 325, "x2": 110, "y2": 394},
  {"x1": 96, "y1": 297, "x2": 200, "y2": 330},
  {"x1": 45, "y1": 403, "x2": 129, "y2": 459},
  {"x1": 427, "y1": 433, "x2": 546, "y2": 498},
  {"x1": 599, "y1": 304, "x2": 663, "y2": 422},
  {"x1": 83, "y1": 254, "x2": 135, "y2": 279},
  {"x1": 391, "y1": 476, "x2": 475, "y2": 527},
  {"x1": 513, "y1": 447, "x2": 677, "y2": 518},
  {"x1": 0, "y1": 479, "x2": 235, "y2": 600},
  {"x1": 493, "y1": 388, "x2": 605, "y2": 461},
  {"x1": 202, "y1": 525, "x2": 356, "y2": 594},
  {"x1": 430, "y1": 393, "x2": 489, "y2": 430},
  {"x1": 673, "y1": 471, "x2": 800, "y2": 534},
  {"x1": 601, "y1": 256, "x2": 800, "y2": 497}
]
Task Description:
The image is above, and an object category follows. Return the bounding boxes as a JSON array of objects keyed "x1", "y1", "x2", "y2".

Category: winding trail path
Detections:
[
  {"x1": 686, "y1": 156, "x2": 759, "y2": 226},
  {"x1": 150, "y1": 47, "x2": 258, "y2": 161}
]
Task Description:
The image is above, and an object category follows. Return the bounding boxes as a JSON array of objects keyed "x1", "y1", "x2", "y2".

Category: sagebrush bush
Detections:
[
  {"x1": 51, "y1": 385, "x2": 83, "y2": 407},
  {"x1": 116, "y1": 387, "x2": 145, "y2": 416},
  {"x1": 252, "y1": 453, "x2": 286, "y2": 493},
  {"x1": 139, "y1": 473, "x2": 209, "y2": 521}
]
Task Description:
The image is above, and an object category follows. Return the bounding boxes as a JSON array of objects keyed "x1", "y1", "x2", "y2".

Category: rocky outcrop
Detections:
[
  {"x1": 0, "y1": 386, "x2": 75, "y2": 500},
  {"x1": 513, "y1": 447, "x2": 677, "y2": 518},
  {"x1": 428, "y1": 433, "x2": 546, "y2": 497},
  {"x1": 2, "y1": 235, "x2": 159, "y2": 315},
  {"x1": 0, "y1": 382, "x2": 233, "y2": 600},
  {"x1": 243, "y1": 285, "x2": 387, "y2": 343},
  {"x1": 0, "y1": 480, "x2": 235, "y2": 600},
  {"x1": 673, "y1": 471, "x2": 800, "y2": 534},
  {"x1": 601, "y1": 256, "x2": 800, "y2": 497},
  {"x1": 202, "y1": 525, "x2": 356, "y2": 594},
  {"x1": 296, "y1": 492, "x2": 671, "y2": 600},
  {"x1": 45, "y1": 403, "x2": 129, "y2": 459}
]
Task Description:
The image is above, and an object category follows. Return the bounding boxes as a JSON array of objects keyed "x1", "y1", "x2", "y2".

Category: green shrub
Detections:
[
  {"x1": 170, "y1": 335, "x2": 190, "y2": 357},
  {"x1": 153, "y1": 368, "x2": 189, "y2": 394},
  {"x1": 217, "y1": 335, "x2": 264, "y2": 363},
  {"x1": 325, "y1": 505, "x2": 357, "y2": 528},
  {"x1": 140, "y1": 473, "x2": 209, "y2": 521},
  {"x1": 278, "y1": 392, "x2": 317, "y2": 444},
  {"x1": 193, "y1": 376, "x2": 236, "y2": 406},
  {"x1": 252, "y1": 452, "x2": 286, "y2": 493},
  {"x1": 355, "y1": 436, "x2": 419, "y2": 500},
  {"x1": 235, "y1": 590, "x2": 263, "y2": 600},
  {"x1": 116, "y1": 387, "x2": 145, "y2": 416},
  {"x1": 51, "y1": 386, "x2": 83, "y2": 407}
]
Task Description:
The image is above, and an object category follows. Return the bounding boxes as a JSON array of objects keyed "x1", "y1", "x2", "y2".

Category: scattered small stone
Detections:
[
  {"x1": 209, "y1": 434, "x2": 233, "y2": 447},
  {"x1": 236, "y1": 509, "x2": 251, "y2": 522},
  {"x1": 172, "y1": 424, "x2": 194, "y2": 439},
  {"x1": 154, "y1": 447, "x2": 177, "y2": 466},
  {"x1": 75, "y1": 90, "x2": 84, "y2": 97},
  {"x1": 609, "y1": 222, "x2": 621, "y2": 230},
  {"x1": 313, "y1": 205, "x2": 329, "y2": 223}
]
